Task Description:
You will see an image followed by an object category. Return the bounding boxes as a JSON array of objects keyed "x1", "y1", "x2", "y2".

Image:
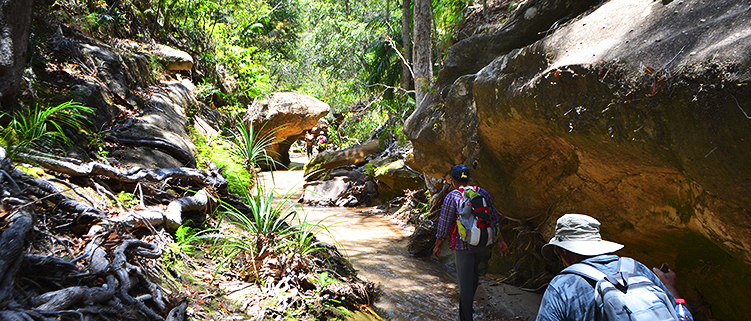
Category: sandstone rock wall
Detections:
[{"x1": 405, "y1": 0, "x2": 751, "y2": 318}]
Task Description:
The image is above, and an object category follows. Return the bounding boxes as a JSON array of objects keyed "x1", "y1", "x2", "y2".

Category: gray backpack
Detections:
[
  {"x1": 563, "y1": 257, "x2": 679, "y2": 321},
  {"x1": 455, "y1": 186, "x2": 497, "y2": 246}
]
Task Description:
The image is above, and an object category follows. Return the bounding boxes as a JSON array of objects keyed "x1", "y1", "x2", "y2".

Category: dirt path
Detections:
[{"x1": 258, "y1": 154, "x2": 542, "y2": 320}]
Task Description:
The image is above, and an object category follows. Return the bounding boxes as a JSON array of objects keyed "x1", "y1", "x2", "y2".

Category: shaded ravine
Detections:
[{"x1": 258, "y1": 154, "x2": 541, "y2": 320}]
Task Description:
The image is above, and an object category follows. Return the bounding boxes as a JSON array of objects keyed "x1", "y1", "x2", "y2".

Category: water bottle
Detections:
[{"x1": 675, "y1": 298, "x2": 694, "y2": 321}]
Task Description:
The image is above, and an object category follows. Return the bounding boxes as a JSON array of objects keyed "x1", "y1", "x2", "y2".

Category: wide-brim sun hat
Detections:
[{"x1": 541, "y1": 213, "x2": 624, "y2": 261}]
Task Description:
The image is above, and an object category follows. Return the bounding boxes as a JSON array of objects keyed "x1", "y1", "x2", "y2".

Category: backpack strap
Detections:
[
  {"x1": 562, "y1": 262, "x2": 607, "y2": 283},
  {"x1": 604, "y1": 257, "x2": 636, "y2": 292},
  {"x1": 564, "y1": 259, "x2": 633, "y2": 293},
  {"x1": 618, "y1": 257, "x2": 637, "y2": 274}
]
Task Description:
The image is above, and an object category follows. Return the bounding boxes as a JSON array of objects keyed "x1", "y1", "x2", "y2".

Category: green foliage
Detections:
[
  {"x1": 433, "y1": 0, "x2": 469, "y2": 54},
  {"x1": 114, "y1": 191, "x2": 141, "y2": 208},
  {"x1": 88, "y1": 130, "x2": 110, "y2": 160},
  {"x1": 191, "y1": 128, "x2": 254, "y2": 195},
  {"x1": 281, "y1": 212, "x2": 340, "y2": 257},
  {"x1": 364, "y1": 163, "x2": 376, "y2": 177},
  {"x1": 0, "y1": 101, "x2": 93, "y2": 160},
  {"x1": 174, "y1": 225, "x2": 201, "y2": 252},
  {"x1": 365, "y1": 36, "x2": 404, "y2": 101},
  {"x1": 166, "y1": 224, "x2": 201, "y2": 258},
  {"x1": 312, "y1": 271, "x2": 340, "y2": 288},
  {"x1": 192, "y1": 183, "x2": 299, "y2": 278},
  {"x1": 416, "y1": 201, "x2": 429, "y2": 213},
  {"x1": 149, "y1": 55, "x2": 166, "y2": 80},
  {"x1": 239, "y1": 184, "x2": 298, "y2": 238}
]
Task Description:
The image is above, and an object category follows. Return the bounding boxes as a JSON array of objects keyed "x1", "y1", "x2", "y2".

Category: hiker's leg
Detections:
[
  {"x1": 471, "y1": 245, "x2": 490, "y2": 296},
  {"x1": 456, "y1": 248, "x2": 478, "y2": 321}
]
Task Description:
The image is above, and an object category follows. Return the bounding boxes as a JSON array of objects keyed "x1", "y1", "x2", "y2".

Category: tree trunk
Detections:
[
  {"x1": 400, "y1": 0, "x2": 412, "y2": 91},
  {"x1": 0, "y1": 0, "x2": 34, "y2": 110},
  {"x1": 413, "y1": 0, "x2": 432, "y2": 108}
]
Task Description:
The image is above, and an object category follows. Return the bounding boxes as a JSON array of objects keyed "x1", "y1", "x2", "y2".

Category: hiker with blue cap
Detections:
[
  {"x1": 536, "y1": 213, "x2": 683, "y2": 321},
  {"x1": 434, "y1": 164, "x2": 510, "y2": 321}
]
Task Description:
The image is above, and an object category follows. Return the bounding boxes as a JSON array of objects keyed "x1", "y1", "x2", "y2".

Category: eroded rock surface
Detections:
[{"x1": 405, "y1": 0, "x2": 751, "y2": 318}]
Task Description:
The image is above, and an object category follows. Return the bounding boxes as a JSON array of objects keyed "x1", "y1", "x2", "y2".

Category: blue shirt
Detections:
[
  {"x1": 435, "y1": 186, "x2": 501, "y2": 251},
  {"x1": 535, "y1": 254, "x2": 677, "y2": 321}
]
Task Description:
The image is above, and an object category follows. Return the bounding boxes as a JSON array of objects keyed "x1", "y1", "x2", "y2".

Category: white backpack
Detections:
[{"x1": 563, "y1": 257, "x2": 679, "y2": 321}]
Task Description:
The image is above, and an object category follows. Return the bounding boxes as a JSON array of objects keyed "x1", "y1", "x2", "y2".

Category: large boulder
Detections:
[
  {"x1": 151, "y1": 44, "x2": 194, "y2": 72},
  {"x1": 373, "y1": 159, "x2": 425, "y2": 200},
  {"x1": 248, "y1": 92, "x2": 330, "y2": 166},
  {"x1": 405, "y1": 0, "x2": 751, "y2": 319},
  {"x1": 299, "y1": 177, "x2": 352, "y2": 206},
  {"x1": 109, "y1": 80, "x2": 198, "y2": 168},
  {"x1": 0, "y1": 0, "x2": 33, "y2": 109}
]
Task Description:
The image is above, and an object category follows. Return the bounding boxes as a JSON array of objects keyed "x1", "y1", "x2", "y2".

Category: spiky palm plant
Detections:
[
  {"x1": 192, "y1": 183, "x2": 301, "y2": 279},
  {"x1": 224, "y1": 119, "x2": 283, "y2": 172}
]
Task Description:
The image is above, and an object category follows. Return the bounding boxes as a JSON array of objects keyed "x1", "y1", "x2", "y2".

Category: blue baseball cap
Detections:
[{"x1": 451, "y1": 164, "x2": 471, "y2": 182}]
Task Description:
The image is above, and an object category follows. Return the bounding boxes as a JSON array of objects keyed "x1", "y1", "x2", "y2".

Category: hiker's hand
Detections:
[
  {"x1": 653, "y1": 266, "x2": 680, "y2": 299},
  {"x1": 433, "y1": 239, "x2": 443, "y2": 260},
  {"x1": 497, "y1": 240, "x2": 510, "y2": 256}
]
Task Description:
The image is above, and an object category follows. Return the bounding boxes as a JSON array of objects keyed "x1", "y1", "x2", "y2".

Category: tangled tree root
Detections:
[{"x1": 0, "y1": 151, "x2": 231, "y2": 320}]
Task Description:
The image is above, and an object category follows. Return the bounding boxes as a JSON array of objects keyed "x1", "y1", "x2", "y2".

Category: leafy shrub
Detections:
[{"x1": 114, "y1": 191, "x2": 141, "y2": 208}]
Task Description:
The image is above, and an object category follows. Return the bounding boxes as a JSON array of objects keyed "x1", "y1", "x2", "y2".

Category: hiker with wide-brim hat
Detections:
[{"x1": 535, "y1": 214, "x2": 681, "y2": 321}]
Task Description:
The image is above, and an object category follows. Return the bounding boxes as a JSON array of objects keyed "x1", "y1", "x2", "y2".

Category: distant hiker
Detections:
[
  {"x1": 536, "y1": 213, "x2": 682, "y2": 321},
  {"x1": 304, "y1": 129, "x2": 316, "y2": 158},
  {"x1": 316, "y1": 131, "x2": 328, "y2": 153},
  {"x1": 433, "y1": 164, "x2": 510, "y2": 321}
]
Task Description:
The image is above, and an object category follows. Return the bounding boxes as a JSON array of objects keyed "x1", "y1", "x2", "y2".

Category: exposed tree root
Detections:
[
  {"x1": 0, "y1": 150, "x2": 227, "y2": 320},
  {"x1": 105, "y1": 134, "x2": 197, "y2": 168},
  {"x1": 20, "y1": 153, "x2": 226, "y2": 188}
]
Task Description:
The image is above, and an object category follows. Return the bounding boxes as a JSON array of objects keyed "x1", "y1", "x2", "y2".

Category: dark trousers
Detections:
[{"x1": 455, "y1": 245, "x2": 489, "y2": 321}]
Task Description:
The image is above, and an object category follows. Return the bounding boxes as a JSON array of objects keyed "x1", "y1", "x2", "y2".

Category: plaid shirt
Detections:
[{"x1": 435, "y1": 186, "x2": 502, "y2": 251}]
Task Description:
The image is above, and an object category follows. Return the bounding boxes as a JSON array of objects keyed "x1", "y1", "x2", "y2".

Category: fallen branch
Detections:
[{"x1": 110, "y1": 189, "x2": 211, "y2": 230}]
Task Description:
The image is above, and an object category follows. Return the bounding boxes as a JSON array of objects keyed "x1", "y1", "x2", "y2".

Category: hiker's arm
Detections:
[
  {"x1": 653, "y1": 267, "x2": 680, "y2": 299},
  {"x1": 434, "y1": 192, "x2": 458, "y2": 260}
]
